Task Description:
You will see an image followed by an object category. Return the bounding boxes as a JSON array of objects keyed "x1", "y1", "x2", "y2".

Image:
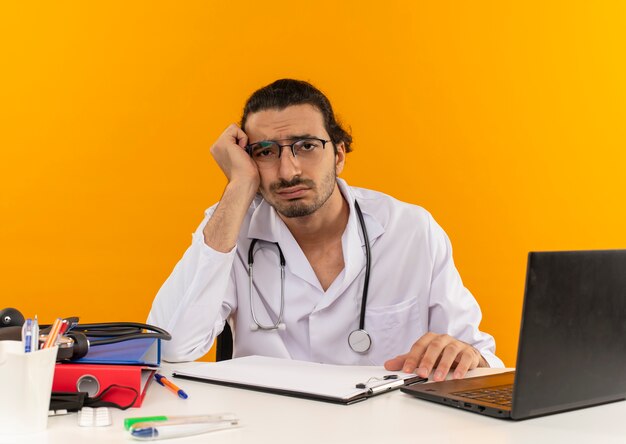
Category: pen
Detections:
[
  {"x1": 154, "y1": 373, "x2": 188, "y2": 399},
  {"x1": 32, "y1": 315, "x2": 39, "y2": 351},
  {"x1": 42, "y1": 318, "x2": 62, "y2": 349},
  {"x1": 130, "y1": 420, "x2": 239, "y2": 441},
  {"x1": 22, "y1": 318, "x2": 32, "y2": 353},
  {"x1": 58, "y1": 319, "x2": 69, "y2": 336},
  {"x1": 368, "y1": 378, "x2": 405, "y2": 395}
]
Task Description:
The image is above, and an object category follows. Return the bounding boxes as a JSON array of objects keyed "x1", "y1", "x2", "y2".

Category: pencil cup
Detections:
[{"x1": 0, "y1": 341, "x2": 58, "y2": 435}]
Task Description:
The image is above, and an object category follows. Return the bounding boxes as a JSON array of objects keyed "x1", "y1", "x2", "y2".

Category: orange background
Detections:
[{"x1": 1, "y1": 2, "x2": 625, "y2": 366}]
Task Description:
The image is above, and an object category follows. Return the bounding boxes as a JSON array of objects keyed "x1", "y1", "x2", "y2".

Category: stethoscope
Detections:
[{"x1": 247, "y1": 200, "x2": 373, "y2": 353}]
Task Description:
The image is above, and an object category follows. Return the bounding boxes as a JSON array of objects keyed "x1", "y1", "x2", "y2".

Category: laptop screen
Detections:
[{"x1": 512, "y1": 250, "x2": 626, "y2": 418}]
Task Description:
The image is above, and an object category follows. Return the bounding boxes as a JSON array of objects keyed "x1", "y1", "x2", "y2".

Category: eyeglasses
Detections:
[{"x1": 245, "y1": 137, "x2": 331, "y2": 168}]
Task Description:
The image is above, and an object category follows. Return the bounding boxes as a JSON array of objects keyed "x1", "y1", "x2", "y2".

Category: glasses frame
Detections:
[{"x1": 245, "y1": 137, "x2": 331, "y2": 161}]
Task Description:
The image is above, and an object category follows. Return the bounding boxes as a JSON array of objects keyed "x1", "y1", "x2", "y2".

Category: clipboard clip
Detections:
[
  {"x1": 355, "y1": 374, "x2": 398, "y2": 389},
  {"x1": 355, "y1": 374, "x2": 404, "y2": 394},
  {"x1": 366, "y1": 378, "x2": 405, "y2": 395},
  {"x1": 355, "y1": 374, "x2": 426, "y2": 395}
]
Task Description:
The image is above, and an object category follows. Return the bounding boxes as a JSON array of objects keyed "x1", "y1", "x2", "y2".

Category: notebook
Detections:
[
  {"x1": 401, "y1": 249, "x2": 626, "y2": 419},
  {"x1": 172, "y1": 355, "x2": 426, "y2": 404}
]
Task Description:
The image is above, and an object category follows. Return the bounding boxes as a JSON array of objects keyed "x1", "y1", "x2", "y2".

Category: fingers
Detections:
[
  {"x1": 430, "y1": 339, "x2": 461, "y2": 381},
  {"x1": 210, "y1": 124, "x2": 258, "y2": 184},
  {"x1": 384, "y1": 354, "x2": 408, "y2": 371},
  {"x1": 428, "y1": 338, "x2": 480, "y2": 381},
  {"x1": 451, "y1": 349, "x2": 477, "y2": 380},
  {"x1": 231, "y1": 124, "x2": 249, "y2": 149},
  {"x1": 212, "y1": 124, "x2": 248, "y2": 154},
  {"x1": 385, "y1": 334, "x2": 435, "y2": 374},
  {"x1": 389, "y1": 333, "x2": 483, "y2": 381},
  {"x1": 414, "y1": 333, "x2": 453, "y2": 379}
]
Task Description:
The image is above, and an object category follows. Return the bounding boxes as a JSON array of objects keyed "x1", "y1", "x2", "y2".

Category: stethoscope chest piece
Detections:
[{"x1": 348, "y1": 329, "x2": 372, "y2": 353}]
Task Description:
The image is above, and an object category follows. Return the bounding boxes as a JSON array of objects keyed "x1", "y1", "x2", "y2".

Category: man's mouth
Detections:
[{"x1": 276, "y1": 186, "x2": 309, "y2": 199}]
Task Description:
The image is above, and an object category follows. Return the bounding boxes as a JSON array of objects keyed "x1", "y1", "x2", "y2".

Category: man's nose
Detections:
[{"x1": 278, "y1": 146, "x2": 302, "y2": 179}]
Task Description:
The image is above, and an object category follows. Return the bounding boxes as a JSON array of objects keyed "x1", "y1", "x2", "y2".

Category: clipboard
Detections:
[{"x1": 172, "y1": 356, "x2": 426, "y2": 405}]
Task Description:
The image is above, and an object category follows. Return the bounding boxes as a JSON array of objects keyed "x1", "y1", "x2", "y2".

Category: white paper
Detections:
[{"x1": 173, "y1": 355, "x2": 420, "y2": 401}]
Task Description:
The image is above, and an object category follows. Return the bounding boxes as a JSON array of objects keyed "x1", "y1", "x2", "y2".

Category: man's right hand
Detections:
[
  {"x1": 210, "y1": 124, "x2": 260, "y2": 189},
  {"x1": 203, "y1": 124, "x2": 260, "y2": 252}
]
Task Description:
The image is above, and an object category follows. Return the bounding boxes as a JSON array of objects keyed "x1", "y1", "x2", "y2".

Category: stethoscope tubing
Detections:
[
  {"x1": 247, "y1": 200, "x2": 371, "y2": 347},
  {"x1": 40, "y1": 320, "x2": 172, "y2": 346},
  {"x1": 248, "y1": 239, "x2": 287, "y2": 330},
  {"x1": 354, "y1": 201, "x2": 371, "y2": 332}
]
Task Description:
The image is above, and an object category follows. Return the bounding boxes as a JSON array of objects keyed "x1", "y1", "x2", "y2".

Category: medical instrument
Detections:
[
  {"x1": 247, "y1": 239, "x2": 286, "y2": 331},
  {"x1": 247, "y1": 200, "x2": 373, "y2": 353},
  {"x1": 124, "y1": 414, "x2": 234, "y2": 430},
  {"x1": 129, "y1": 413, "x2": 239, "y2": 441}
]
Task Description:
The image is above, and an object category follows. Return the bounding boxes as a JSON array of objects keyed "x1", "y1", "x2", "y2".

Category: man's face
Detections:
[{"x1": 244, "y1": 104, "x2": 345, "y2": 218}]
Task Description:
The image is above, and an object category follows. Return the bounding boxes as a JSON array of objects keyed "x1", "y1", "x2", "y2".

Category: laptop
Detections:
[{"x1": 401, "y1": 250, "x2": 626, "y2": 420}]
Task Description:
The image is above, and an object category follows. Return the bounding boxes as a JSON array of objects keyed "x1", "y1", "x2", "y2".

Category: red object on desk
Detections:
[{"x1": 52, "y1": 363, "x2": 156, "y2": 408}]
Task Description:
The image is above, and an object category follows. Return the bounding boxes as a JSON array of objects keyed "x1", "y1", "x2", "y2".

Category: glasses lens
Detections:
[
  {"x1": 293, "y1": 139, "x2": 324, "y2": 161},
  {"x1": 294, "y1": 138, "x2": 323, "y2": 152},
  {"x1": 249, "y1": 141, "x2": 280, "y2": 163},
  {"x1": 248, "y1": 139, "x2": 326, "y2": 168}
]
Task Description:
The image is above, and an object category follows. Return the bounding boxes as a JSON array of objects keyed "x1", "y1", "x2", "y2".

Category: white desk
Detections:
[{"x1": 7, "y1": 364, "x2": 626, "y2": 444}]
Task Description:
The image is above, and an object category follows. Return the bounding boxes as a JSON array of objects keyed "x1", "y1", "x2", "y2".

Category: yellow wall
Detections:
[{"x1": 1, "y1": 2, "x2": 625, "y2": 366}]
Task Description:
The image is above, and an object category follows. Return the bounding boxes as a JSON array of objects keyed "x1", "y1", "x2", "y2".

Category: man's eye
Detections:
[
  {"x1": 253, "y1": 148, "x2": 276, "y2": 158},
  {"x1": 298, "y1": 140, "x2": 320, "y2": 151}
]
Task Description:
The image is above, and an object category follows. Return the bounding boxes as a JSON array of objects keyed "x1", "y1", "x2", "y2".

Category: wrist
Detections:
[
  {"x1": 227, "y1": 177, "x2": 259, "y2": 198},
  {"x1": 202, "y1": 180, "x2": 257, "y2": 252}
]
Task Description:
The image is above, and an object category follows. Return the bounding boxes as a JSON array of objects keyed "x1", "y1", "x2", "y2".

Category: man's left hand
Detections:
[{"x1": 384, "y1": 332, "x2": 488, "y2": 381}]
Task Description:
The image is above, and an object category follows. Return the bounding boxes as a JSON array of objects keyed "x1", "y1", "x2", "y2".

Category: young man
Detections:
[{"x1": 148, "y1": 79, "x2": 503, "y2": 381}]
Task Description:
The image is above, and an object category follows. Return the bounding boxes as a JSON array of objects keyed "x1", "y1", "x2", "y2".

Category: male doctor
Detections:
[{"x1": 148, "y1": 79, "x2": 503, "y2": 381}]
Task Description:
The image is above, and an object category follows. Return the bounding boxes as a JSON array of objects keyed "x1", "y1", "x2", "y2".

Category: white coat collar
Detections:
[{"x1": 336, "y1": 178, "x2": 385, "y2": 248}]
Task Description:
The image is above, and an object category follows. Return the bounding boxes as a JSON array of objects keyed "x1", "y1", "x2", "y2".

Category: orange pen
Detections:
[
  {"x1": 42, "y1": 318, "x2": 62, "y2": 349},
  {"x1": 154, "y1": 373, "x2": 189, "y2": 399}
]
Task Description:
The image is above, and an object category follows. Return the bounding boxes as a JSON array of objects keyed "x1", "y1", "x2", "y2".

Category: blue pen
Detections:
[
  {"x1": 22, "y1": 319, "x2": 32, "y2": 353},
  {"x1": 154, "y1": 373, "x2": 188, "y2": 399}
]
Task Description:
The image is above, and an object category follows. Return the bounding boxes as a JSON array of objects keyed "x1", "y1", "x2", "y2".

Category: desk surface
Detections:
[{"x1": 7, "y1": 364, "x2": 626, "y2": 444}]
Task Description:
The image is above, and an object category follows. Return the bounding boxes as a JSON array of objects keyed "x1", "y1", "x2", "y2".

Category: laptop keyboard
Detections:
[{"x1": 452, "y1": 384, "x2": 513, "y2": 407}]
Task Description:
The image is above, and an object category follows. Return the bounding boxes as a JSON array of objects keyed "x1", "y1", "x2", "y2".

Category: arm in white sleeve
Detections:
[
  {"x1": 426, "y1": 214, "x2": 504, "y2": 368},
  {"x1": 147, "y1": 209, "x2": 239, "y2": 362}
]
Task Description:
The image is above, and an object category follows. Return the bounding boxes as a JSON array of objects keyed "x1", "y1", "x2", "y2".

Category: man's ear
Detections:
[{"x1": 335, "y1": 142, "x2": 346, "y2": 175}]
